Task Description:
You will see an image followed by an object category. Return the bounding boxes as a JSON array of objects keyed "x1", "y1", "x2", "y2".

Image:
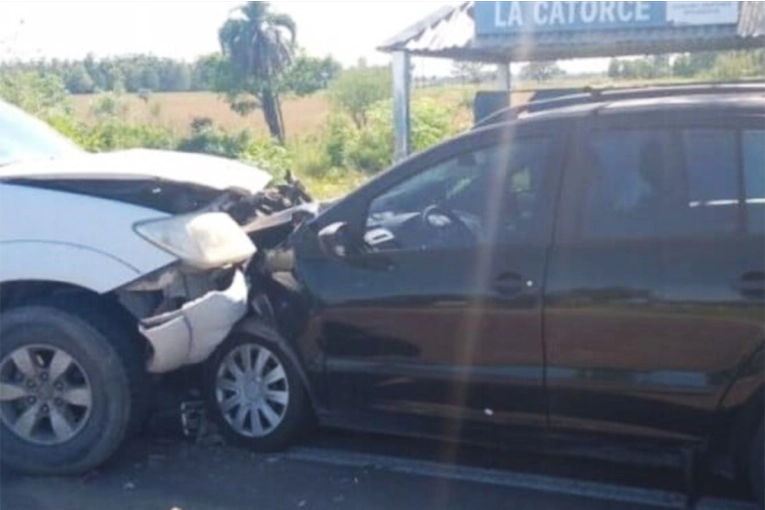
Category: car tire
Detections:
[
  {"x1": 204, "y1": 334, "x2": 311, "y2": 451},
  {"x1": 0, "y1": 303, "x2": 144, "y2": 475},
  {"x1": 750, "y1": 419, "x2": 764, "y2": 506}
]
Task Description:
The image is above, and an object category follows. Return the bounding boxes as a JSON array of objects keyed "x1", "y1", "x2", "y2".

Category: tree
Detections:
[
  {"x1": 192, "y1": 54, "x2": 225, "y2": 91},
  {"x1": 328, "y1": 66, "x2": 391, "y2": 128},
  {"x1": 218, "y1": 1, "x2": 296, "y2": 143},
  {"x1": 140, "y1": 66, "x2": 160, "y2": 92},
  {"x1": 123, "y1": 61, "x2": 144, "y2": 93},
  {"x1": 63, "y1": 63, "x2": 95, "y2": 94},
  {"x1": 520, "y1": 61, "x2": 565, "y2": 83},
  {"x1": 282, "y1": 52, "x2": 342, "y2": 96},
  {"x1": 451, "y1": 61, "x2": 486, "y2": 84}
]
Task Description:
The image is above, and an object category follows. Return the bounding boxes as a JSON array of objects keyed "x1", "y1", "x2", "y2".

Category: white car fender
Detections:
[
  {"x1": 0, "y1": 241, "x2": 141, "y2": 294},
  {"x1": 0, "y1": 183, "x2": 177, "y2": 292}
]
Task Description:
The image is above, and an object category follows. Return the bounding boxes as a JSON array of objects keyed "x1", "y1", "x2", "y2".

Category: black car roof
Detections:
[{"x1": 475, "y1": 82, "x2": 765, "y2": 128}]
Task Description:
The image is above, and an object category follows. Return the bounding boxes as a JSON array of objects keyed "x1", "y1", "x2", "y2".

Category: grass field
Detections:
[
  {"x1": 71, "y1": 87, "x2": 537, "y2": 139},
  {"x1": 72, "y1": 91, "x2": 331, "y2": 137},
  {"x1": 68, "y1": 76, "x2": 724, "y2": 140}
]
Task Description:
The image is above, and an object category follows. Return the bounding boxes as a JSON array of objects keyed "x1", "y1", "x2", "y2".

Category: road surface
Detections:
[{"x1": 1, "y1": 426, "x2": 759, "y2": 510}]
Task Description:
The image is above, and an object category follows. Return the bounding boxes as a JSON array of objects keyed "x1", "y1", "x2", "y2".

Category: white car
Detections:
[{"x1": 0, "y1": 100, "x2": 305, "y2": 474}]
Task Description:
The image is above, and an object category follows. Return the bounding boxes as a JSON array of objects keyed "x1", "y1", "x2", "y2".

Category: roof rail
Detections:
[{"x1": 474, "y1": 81, "x2": 765, "y2": 129}]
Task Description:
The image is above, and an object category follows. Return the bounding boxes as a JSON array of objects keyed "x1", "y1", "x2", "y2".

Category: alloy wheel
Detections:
[{"x1": 0, "y1": 344, "x2": 93, "y2": 445}]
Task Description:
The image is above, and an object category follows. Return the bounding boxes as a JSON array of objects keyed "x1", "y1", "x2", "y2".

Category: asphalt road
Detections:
[{"x1": 1, "y1": 426, "x2": 759, "y2": 510}]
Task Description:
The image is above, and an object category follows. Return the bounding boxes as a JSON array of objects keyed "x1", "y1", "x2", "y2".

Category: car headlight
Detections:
[{"x1": 135, "y1": 212, "x2": 256, "y2": 270}]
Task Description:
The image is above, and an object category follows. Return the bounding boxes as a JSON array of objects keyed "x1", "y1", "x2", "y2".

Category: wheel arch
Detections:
[{"x1": 0, "y1": 279, "x2": 150, "y2": 358}]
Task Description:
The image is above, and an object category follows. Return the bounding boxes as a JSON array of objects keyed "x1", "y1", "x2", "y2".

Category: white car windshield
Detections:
[{"x1": 0, "y1": 100, "x2": 83, "y2": 166}]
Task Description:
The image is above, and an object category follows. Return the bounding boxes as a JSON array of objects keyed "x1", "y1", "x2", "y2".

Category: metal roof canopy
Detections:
[
  {"x1": 378, "y1": 1, "x2": 765, "y2": 161},
  {"x1": 380, "y1": 2, "x2": 765, "y2": 63}
]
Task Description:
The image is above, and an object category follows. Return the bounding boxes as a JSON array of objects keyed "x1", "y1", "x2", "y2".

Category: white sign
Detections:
[{"x1": 667, "y1": 1, "x2": 740, "y2": 26}]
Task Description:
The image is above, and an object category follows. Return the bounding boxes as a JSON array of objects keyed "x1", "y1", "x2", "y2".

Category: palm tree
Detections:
[{"x1": 219, "y1": 2, "x2": 295, "y2": 143}]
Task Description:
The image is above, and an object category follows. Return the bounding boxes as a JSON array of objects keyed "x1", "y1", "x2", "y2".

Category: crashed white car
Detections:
[{"x1": 0, "y1": 100, "x2": 307, "y2": 474}]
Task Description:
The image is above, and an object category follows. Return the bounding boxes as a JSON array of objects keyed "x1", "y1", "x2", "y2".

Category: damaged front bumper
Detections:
[
  {"x1": 119, "y1": 267, "x2": 248, "y2": 374},
  {"x1": 139, "y1": 270, "x2": 247, "y2": 373}
]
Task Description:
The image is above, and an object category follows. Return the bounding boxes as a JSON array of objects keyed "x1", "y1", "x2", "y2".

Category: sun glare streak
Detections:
[{"x1": 439, "y1": 128, "x2": 517, "y2": 470}]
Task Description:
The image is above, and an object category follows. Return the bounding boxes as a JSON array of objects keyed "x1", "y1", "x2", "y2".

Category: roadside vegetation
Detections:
[
  {"x1": 0, "y1": 66, "x2": 472, "y2": 199},
  {"x1": 1, "y1": 1, "x2": 763, "y2": 199}
]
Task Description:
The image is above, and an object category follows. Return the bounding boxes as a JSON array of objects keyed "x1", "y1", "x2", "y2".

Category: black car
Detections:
[{"x1": 204, "y1": 84, "x2": 765, "y2": 502}]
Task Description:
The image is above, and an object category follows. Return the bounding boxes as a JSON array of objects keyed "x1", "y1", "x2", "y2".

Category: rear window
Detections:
[
  {"x1": 580, "y1": 129, "x2": 674, "y2": 240},
  {"x1": 575, "y1": 126, "x2": 763, "y2": 240}
]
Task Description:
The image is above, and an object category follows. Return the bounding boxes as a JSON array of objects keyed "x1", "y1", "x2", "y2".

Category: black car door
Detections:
[
  {"x1": 544, "y1": 113, "x2": 765, "y2": 443},
  {"x1": 315, "y1": 124, "x2": 565, "y2": 441}
]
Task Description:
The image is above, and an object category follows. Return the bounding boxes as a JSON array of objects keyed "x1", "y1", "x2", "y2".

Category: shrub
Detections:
[
  {"x1": 80, "y1": 120, "x2": 177, "y2": 152},
  {"x1": 411, "y1": 97, "x2": 455, "y2": 152},
  {"x1": 343, "y1": 97, "x2": 459, "y2": 175},
  {"x1": 324, "y1": 114, "x2": 353, "y2": 168},
  {"x1": 290, "y1": 137, "x2": 331, "y2": 178},
  {"x1": 240, "y1": 137, "x2": 292, "y2": 177},
  {"x1": 0, "y1": 71, "x2": 72, "y2": 118},
  {"x1": 328, "y1": 66, "x2": 391, "y2": 128},
  {"x1": 89, "y1": 92, "x2": 130, "y2": 120}
]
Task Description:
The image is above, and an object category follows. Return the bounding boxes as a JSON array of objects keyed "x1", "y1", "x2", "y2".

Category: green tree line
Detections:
[
  {"x1": 608, "y1": 50, "x2": 765, "y2": 81},
  {"x1": 0, "y1": 51, "x2": 342, "y2": 96}
]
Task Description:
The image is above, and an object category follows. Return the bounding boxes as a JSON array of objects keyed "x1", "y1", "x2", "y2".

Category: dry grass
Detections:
[
  {"x1": 72, "y1": 91, "x2": 332, "y2": 138},
  {"x1": 70, "y1": 76, "x2": 699, "y2": 139},
  {"x1": 70, "y1": 88, "x2": 536, "y2": 140}
]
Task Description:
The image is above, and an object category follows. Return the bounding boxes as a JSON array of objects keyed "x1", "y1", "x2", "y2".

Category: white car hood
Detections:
[{"x1": 0, "y1": 149, "x2": 272, "y2": 194}]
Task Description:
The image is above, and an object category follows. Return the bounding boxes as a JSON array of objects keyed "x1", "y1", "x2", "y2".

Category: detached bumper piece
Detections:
[{"x1": 139, "y1": 270, "x2": 248, "y2": 373}]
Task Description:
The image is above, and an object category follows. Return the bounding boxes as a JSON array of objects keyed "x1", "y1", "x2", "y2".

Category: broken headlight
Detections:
[{"x1": 134, "y1": 212, "x2": 256, "y2": 270}]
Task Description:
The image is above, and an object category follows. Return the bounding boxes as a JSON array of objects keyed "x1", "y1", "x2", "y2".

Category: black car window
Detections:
[
  {"x1": 365, "y1": 138, "x2": 551, "y2": 252},
  {"x1": 577, "y1": 127, "x2": 753, "y2": 241},
  {"x1": 679, "y1": 129, "x2": 739, "y2": 236},
  {"x1": 579, "y1": 129, "x2": 673, "y2": 240},
  {"x1": 743, "y1": 129, "x2": 765, "y2": 234}
]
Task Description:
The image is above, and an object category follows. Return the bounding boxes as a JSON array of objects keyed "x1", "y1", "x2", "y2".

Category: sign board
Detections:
[{"x1": 475, "y1": 1, "x2": 740, "y2": 36}]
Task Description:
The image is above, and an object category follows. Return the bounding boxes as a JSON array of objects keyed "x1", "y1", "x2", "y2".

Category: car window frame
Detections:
[{"x1": 345, "y1": 122, "x2": 569, "y2": 256}]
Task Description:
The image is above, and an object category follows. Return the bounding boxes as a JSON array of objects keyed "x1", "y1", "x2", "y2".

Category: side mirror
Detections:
[
  {"x1": 291, "y1": 203, "x2": 319, "y2": 226},
  {"x1": 318, "y1": 222, "x2": 350, "y2": 259}
]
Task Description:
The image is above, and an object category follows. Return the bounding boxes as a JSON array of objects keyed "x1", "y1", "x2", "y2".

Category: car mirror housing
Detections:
[{"x1": 317, "y1": 222, "x2": 350, "y2": 259}]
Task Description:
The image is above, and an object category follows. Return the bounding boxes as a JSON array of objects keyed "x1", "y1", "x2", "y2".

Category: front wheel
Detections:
[
  {"x1": 204, "y1": 334, "x2": 311, "y2": 451},
  {"x1": 0, "y1": 305, "x2": 141, "y2": 474}
]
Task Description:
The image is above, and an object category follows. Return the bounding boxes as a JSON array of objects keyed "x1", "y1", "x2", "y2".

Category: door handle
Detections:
[
  {"x1": 736, "y1": 272, "x2": 764, "y2": 298},
  {"x1": 492, "y1": 273, "x2": 528, "y2": 296}
]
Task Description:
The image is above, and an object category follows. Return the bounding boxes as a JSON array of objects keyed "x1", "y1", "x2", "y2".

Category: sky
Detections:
[{"x1": 0, "y1": 1, "x2": 606, "y2": 76}]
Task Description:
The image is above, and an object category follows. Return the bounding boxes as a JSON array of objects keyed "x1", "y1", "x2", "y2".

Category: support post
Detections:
[
  {"x1": 497, "y1": 62, "x2": 511, "y2": 105},
  {"x1": 392, "y1": 51, "x2": 411, "y2": 162}
]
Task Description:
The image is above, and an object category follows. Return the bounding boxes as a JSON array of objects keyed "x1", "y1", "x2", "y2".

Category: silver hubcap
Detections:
[
  {"x1": 215, "y1": 344, "x2": 289, "y2": 438},
  {"x1": 0, "y1": 344, "x2": 93, "y2": 445}
]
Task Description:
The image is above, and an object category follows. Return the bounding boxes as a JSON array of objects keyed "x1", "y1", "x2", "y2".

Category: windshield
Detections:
[{"x1": 0, "y1": 100, "x2": 83, "y2": 166}]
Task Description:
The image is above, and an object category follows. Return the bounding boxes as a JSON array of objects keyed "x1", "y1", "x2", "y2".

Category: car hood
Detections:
[{"x1": 0, "y1": 148, "x2": 272, "y2": 194}]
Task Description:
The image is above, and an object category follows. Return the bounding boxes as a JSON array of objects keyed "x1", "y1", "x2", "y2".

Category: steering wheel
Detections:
[{"x1": 421, "y1": 204, "x2": 476, "y2": 244}]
